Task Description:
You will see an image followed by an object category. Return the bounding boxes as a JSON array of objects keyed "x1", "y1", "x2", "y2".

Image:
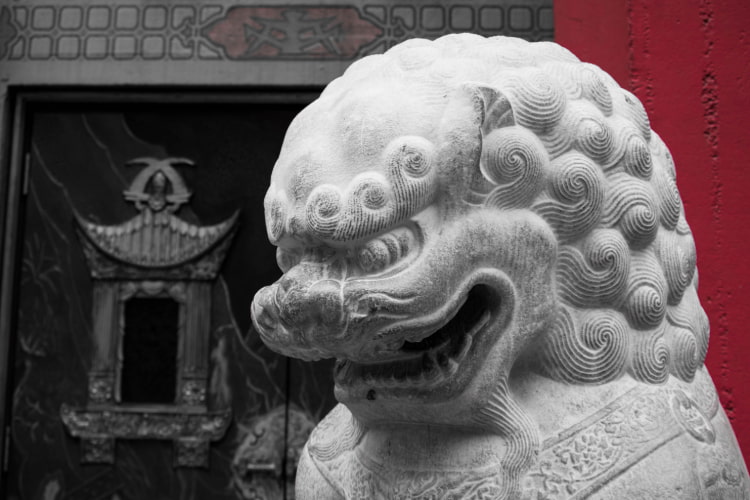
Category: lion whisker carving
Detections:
[{"x1": 251, "y1": 34, "x2": 749, "y2": 499}]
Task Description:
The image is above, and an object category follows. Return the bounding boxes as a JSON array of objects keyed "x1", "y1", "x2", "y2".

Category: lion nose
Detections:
[{"x1": 274, "y1": 277, "x2": 345, "y2": 332}]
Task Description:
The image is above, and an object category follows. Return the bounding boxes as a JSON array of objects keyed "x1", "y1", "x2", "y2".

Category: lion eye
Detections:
[
  {"x1": 355, "y1": 228, "x2": 414, "y2": 274},
  {"x1": 357, "y1": 240, "x2": 392, "y2": 273}
]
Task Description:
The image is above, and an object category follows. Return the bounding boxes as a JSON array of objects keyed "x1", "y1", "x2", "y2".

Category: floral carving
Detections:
[
  {"x1": 552, "y1": 413, "x2": 625, "y2": 482},
  {"x1": 181, "y1": 380, "x2": 207, "y2": 406},
  {"x1": 524, "y1": 386, "x2": 717, "y2": 498}
]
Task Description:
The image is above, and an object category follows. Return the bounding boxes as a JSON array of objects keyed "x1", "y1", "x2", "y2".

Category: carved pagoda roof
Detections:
[
  {"x1": 75, "y1": 209, "x2": 238, "y2": 268},
  {"x1": 74, "y1": 158, "x2": 238, "y2": 275}
]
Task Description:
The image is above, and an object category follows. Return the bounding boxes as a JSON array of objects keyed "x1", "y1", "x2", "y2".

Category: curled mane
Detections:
[{"x1": 326, "y1": 34, "x2": 707, "y2": 385}]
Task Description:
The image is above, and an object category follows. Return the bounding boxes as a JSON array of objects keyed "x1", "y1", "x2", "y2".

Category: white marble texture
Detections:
[{"x1": 252, "y1": 34, "x2": 750, "y2": 499}]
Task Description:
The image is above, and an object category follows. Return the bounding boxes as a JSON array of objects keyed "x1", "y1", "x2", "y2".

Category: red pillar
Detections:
[{"x1": 556, "y1": 0, "x2": 750, "y2": 462}]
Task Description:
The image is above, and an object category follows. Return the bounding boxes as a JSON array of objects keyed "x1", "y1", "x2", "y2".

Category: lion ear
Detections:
[
  {"x1": 436, "y1": 83, "x2": 516, "y2": 199},
  {"x1": 439, "y1": 83, "x2": 516, "y2": 139},
  {"x1": 437, "y1": 83, "x2": 516, "y2": 146},
  {"x1": 472, "y1": 84, "x2": 516, "y2": 134}
]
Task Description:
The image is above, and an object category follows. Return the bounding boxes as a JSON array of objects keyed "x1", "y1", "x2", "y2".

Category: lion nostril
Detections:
[
  {"x1": 278, "y1": 275, "x2": 294, "y2": 295},
  {"x1": 251, "y1": 291, "x2": 280, "y2": 334},
  {"x1": 309, "y1": 279, "x2": 345, "y2": 327}
]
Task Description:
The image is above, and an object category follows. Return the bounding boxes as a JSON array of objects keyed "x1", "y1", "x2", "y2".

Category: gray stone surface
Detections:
[{"x1": 251, "y1": 34, "x2": 750, "y2": 498}]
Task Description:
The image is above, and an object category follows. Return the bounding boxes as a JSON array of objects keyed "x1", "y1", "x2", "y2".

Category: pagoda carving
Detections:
[{"x1": 61, "y1": 158, "x2": 237, "y2": 467}]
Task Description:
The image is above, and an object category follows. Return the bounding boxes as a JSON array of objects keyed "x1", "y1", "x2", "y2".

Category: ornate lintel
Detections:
[{"x1": 60, "y1": 404, "x2": 231, "y2": 467}]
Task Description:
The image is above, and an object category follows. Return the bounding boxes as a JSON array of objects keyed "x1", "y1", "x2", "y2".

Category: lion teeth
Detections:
[
  {"x1": 457, "y1": 333, "x2": 473, "y2": 360},
  {"x1": 447, "y1": 359, "x2": 459, "y2": 374}
]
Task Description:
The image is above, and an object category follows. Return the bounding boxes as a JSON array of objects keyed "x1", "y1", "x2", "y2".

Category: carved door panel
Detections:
[{"x1": 2, "y1": 95, "x2": 337, "y2": 500}]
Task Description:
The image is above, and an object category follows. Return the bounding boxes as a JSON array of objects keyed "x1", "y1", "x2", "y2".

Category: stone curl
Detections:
[
  {"x1": 486, "y1": 56, "x2": 700, "y2": 385},
  {"x1": 300, "y1": 136, "x2": 438, "y2": 243},
  {"x1": 365, "y1": 35, "x2": 704, "y2": 385},
  {"x1": 313, "y1": 35, "x2": 705, "y2": 386}
]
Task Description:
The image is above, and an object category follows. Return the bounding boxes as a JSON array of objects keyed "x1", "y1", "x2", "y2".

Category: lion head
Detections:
[{"x1": 251, "y1": 34, "x2": 707, "y2": 434}]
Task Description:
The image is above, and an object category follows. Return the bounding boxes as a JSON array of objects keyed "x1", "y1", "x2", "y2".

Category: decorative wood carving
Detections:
[{"x1": 62, "y1": 157, "x2": 237, "y2": 467}]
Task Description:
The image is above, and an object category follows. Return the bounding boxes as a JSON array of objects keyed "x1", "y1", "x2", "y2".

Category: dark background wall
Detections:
[{"x1": 556, "y1": 0, "x2": 750, "y2": 464}]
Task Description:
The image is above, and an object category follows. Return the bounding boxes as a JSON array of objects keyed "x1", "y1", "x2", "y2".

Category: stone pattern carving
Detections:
[
  {"x1": 251, "y1": 34, "x2": 750, "y2": 498},
  {"x1": 524, "y1": 384, "x2": 718, "y2": 498},
  {"x1": 0, "y1": 2, "x2": 552, "y2": 61}
]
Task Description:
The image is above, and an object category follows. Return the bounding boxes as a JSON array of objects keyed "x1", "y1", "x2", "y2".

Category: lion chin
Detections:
[{"x1": 251, "y1": 34, "x2": 750, "y2": 499}]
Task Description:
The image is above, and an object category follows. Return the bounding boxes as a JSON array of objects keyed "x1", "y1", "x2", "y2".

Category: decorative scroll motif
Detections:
[
  {"x1": 60, "y1": 405, "x2": 231, "y2": 466},
  {"x1": 522, "y1": 385, "x2": 719, "y2": 499},
  {"x1": 63, "y1": 157, "x2": 236, "y2": 468},
  {"x1": 181, "y1": 379, "x2": 208, "y2": 406},
  {"x1": 0, "y1": 1, "x2": 553, "y2": 61}
]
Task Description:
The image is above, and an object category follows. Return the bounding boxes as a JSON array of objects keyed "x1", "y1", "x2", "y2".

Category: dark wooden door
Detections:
[{"x1": 2, "y1": 94, "x2": 337, "y2": 500}]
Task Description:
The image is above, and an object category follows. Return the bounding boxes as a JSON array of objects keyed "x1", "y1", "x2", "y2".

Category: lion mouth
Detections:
[{"x1": 334, "y1": 285, "x2": 492, "y2": 391}]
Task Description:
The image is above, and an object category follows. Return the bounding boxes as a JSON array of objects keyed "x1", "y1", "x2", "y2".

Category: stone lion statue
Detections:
[{"x1": 252, "y1": 34, "x2": 749, "y2": 499}]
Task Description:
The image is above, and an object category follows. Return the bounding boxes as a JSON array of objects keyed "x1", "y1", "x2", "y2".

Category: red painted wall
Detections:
[{"x1": 556, "y1": 0, "x2": 750, "y2": 463}]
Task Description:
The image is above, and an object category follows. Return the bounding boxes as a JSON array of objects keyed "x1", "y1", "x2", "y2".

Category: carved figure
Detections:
[{"x1": 251, "y1": 34, "x2": 750, "y2": 498}]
